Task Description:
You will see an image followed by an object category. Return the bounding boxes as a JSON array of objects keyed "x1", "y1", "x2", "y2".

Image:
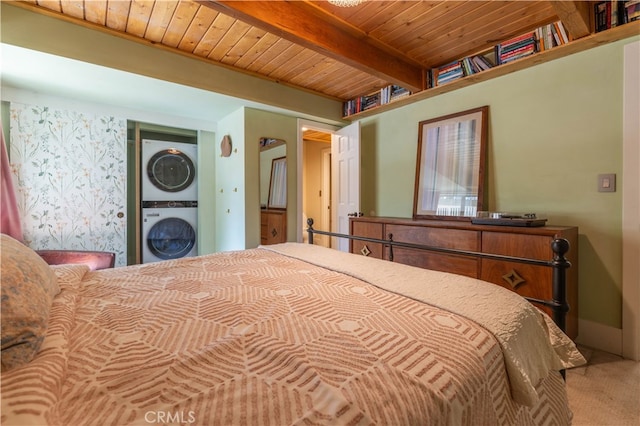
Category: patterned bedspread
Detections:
[{"x1": 2, "y1": 245, "x2": 581, "y2": 425}]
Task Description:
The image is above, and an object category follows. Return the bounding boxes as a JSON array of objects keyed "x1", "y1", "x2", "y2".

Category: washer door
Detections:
[
  {"x1": 147, "y1": 217, "x2": 196, "y2": 260},
  {"x1": 147, "y1": 149, "x2": 195, "y2": 193}
]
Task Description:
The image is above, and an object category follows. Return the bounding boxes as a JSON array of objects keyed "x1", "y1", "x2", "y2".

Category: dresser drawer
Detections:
[
  {"x1": 261, "y1": 210, "x2": 286, "y2": 245},
  {"x1": 386, "y1": 224, "x2": 479, "y2": 251},
  {"x1": 482, "y1": 232, "x2": 552, "y2": 260},
  {"x1": 350, "y1": 221, "x2": 384, "y2": 259},
  {"x1": 395, "y1": 248, "x2": 479, "y2": 278},
  {"x1": 480, "y1": 258, "x2": 553, "y2": 317}
]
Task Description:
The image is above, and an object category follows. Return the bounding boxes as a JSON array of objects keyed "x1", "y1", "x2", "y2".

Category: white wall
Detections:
[
  {"x1": 1, "y1": 87, "x2": 218, "y2": 132},
  {"x1": 214, "y1": 108, "x2": 247, "y2": 252}
]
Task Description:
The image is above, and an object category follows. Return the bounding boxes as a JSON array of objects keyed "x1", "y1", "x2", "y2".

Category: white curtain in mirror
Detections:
[{"x1": 421, "y1": 119, "x2": 479, "y2": 216}]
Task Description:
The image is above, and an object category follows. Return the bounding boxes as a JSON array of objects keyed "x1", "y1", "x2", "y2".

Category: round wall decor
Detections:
[{"x1": 220, "y1": 135, "x2": 232, "y2": 157}]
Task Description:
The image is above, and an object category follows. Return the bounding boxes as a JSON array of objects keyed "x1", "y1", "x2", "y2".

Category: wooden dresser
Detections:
[
  {"x1": 349, "y1": 216, "x2": 579, "y2": 339},
  {"x1": 261, "y1": 210, "x2": 287, "y2": 245}
]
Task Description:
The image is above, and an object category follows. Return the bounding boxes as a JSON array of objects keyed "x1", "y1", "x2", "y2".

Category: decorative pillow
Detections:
[{"x1": 1, "y1": 234, "x2": 60, "y2": 371}]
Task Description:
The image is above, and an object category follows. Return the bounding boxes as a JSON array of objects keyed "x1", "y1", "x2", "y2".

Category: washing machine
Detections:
[
  {"x1": 142, "y1": 201, "x2": 198, "y2": 263},
  {"x1": 142, "y1": 140, "x2": 197, "y2": 202}
]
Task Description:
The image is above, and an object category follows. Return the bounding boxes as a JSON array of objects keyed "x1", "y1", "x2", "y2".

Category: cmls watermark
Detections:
[{"x1": 145, "y1": 411, "x2": 196, "y2": 424}]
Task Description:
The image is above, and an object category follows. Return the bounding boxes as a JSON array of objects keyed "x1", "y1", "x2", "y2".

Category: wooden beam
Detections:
[
  {"x1": 195, "y1": 0, "x2": 425, "y2": 92},
  {"x1": 551, "y1": 1, "x2": 593, "y2": 39}
]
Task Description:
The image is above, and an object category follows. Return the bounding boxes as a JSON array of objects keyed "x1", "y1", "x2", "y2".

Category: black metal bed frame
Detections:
[{"x1": 306, "y1": 218, "x2": 572, "y2": 335}]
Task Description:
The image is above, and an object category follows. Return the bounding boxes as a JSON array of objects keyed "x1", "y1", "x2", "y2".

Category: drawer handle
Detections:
[
  {"x1": 360, "y1": 245, "x2": 372, "y2": 257},
  {"x1": 271, "y1": 228, "x2": 278, "y2": 237},
  {"x1": 502, "y1": 269, "x2": 526, "y2": 289}
]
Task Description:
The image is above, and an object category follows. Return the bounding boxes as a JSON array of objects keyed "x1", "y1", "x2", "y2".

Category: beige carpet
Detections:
[{"x1": 566, "y1": 346, "x2": 640, "y2": 425}]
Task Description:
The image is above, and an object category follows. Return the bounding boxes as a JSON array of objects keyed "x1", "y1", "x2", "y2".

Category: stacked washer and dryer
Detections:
[{"x1": 141, "y1": 140, "x2": 198, "y2": 263}]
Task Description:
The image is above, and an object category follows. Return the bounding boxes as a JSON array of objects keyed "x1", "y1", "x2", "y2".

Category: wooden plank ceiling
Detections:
[{"x1": 15, "y1": 1, "x2": 591, "y2": 102}]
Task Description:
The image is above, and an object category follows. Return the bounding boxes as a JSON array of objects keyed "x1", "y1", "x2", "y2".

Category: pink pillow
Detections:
[{"x1": 1, "y1": 234, "x2": 59, "y2": 371}]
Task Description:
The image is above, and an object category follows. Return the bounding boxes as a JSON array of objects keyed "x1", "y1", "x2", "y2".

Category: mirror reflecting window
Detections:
[
  {"x1": 413, "y1": 106, "x2": 488, "y2": 219},
  {"x1": 260, "y1": 138, "x2": 286, "y2": 209},
  {"x1": 268, "y1": 157, "x2": 287, "y2": 209}
]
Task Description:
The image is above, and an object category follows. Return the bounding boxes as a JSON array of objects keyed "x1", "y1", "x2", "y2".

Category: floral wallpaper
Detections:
[{"x1": 9, "y1": 103, "x2": 127, "y2": 266}]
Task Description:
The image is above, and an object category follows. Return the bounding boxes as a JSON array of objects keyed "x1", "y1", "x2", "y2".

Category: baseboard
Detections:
[{"x1": 575, "y1": 319, "x2": 622, "y2": 356}]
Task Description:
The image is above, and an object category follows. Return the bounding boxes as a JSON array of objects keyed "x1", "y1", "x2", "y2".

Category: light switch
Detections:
[{"x1": 598, "y1": 173, "x2": 616, "y2": 192}]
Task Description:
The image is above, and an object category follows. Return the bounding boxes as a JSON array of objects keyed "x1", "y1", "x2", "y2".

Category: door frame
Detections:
[
  {"x1": 622, "y1": 40, "x2": 639, "y2": 361},
  {"x1": 296, "y1": 119, "x2": 339, "y2": 242},
  {"x1": 320, "y1": 147, "x2": 331, "y2": 247}
]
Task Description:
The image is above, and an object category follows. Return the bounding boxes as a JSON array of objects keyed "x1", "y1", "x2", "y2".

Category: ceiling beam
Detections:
[
  {"x1": 550, "y1": 1, "x2": 592, "y2": 40},
  {"x1": 195, "y1": 0, "x2": 425, "y2": 92}
]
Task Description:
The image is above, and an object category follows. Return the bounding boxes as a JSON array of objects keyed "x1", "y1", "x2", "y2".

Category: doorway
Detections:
[
  {"x1": 296, "y1": 119, "x2": 361, "y2": 249},
  {"x1": 302, "y1": 128, "x2": 332, "y2": 247},
  {"x1": 296, "y1": 119, "x2": 340, "y2": 244}
]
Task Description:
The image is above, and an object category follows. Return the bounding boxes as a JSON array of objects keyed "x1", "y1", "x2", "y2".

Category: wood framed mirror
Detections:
[
  {"x1": 413, "y1": 106, "x2": 488, "y2": 219},
  {"x1": 268, "y1": 156, "x2": 287, "y2": 210}
]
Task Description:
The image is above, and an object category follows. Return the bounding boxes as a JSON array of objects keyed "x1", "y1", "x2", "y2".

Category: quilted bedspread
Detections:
[{"x1": 2, "y1": 245, "x2": 582, "y2": 425}]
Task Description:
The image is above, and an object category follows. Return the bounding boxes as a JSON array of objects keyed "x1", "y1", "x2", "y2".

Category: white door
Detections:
[{"x1": 332, "y1": 121, "x2": 360, "y2": 252}]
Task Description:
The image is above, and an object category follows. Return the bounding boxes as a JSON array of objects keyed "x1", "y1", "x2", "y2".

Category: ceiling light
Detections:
[{"x1": 328, "y1": 0, "x2": 364, "y2": 7}]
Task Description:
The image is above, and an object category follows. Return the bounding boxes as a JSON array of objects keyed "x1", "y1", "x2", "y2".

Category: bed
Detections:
[{"x1": 1, "y1": 233, "x2": 585, "y2": 425}]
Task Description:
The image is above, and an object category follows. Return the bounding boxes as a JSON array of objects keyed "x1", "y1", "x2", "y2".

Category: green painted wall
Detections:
[
  {"x1": 245, "y1": 108, "x2": 299, "y2": 246},
  {"x1": 205, "y1": 108, "x2": 297, "y2": 252},
  {"x1": 198, "y1": 129, "x2": 216, "y2": 254},
  {"x1": 359, "y1": 36, "x2": 639, "y2": 329}
]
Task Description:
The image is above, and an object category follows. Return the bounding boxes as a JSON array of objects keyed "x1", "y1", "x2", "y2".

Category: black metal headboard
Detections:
[{"x1": 305, "y1": 218, "x2": 571, "y2": 335}]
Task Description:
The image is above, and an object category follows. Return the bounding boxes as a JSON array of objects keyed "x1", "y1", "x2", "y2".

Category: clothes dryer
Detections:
[
  {"x1": 142, "y1": 140, "x2": 197, "y2": 201},
  {"x1": 142, "y1": 201, "x2": 197, "y2": 263}
]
